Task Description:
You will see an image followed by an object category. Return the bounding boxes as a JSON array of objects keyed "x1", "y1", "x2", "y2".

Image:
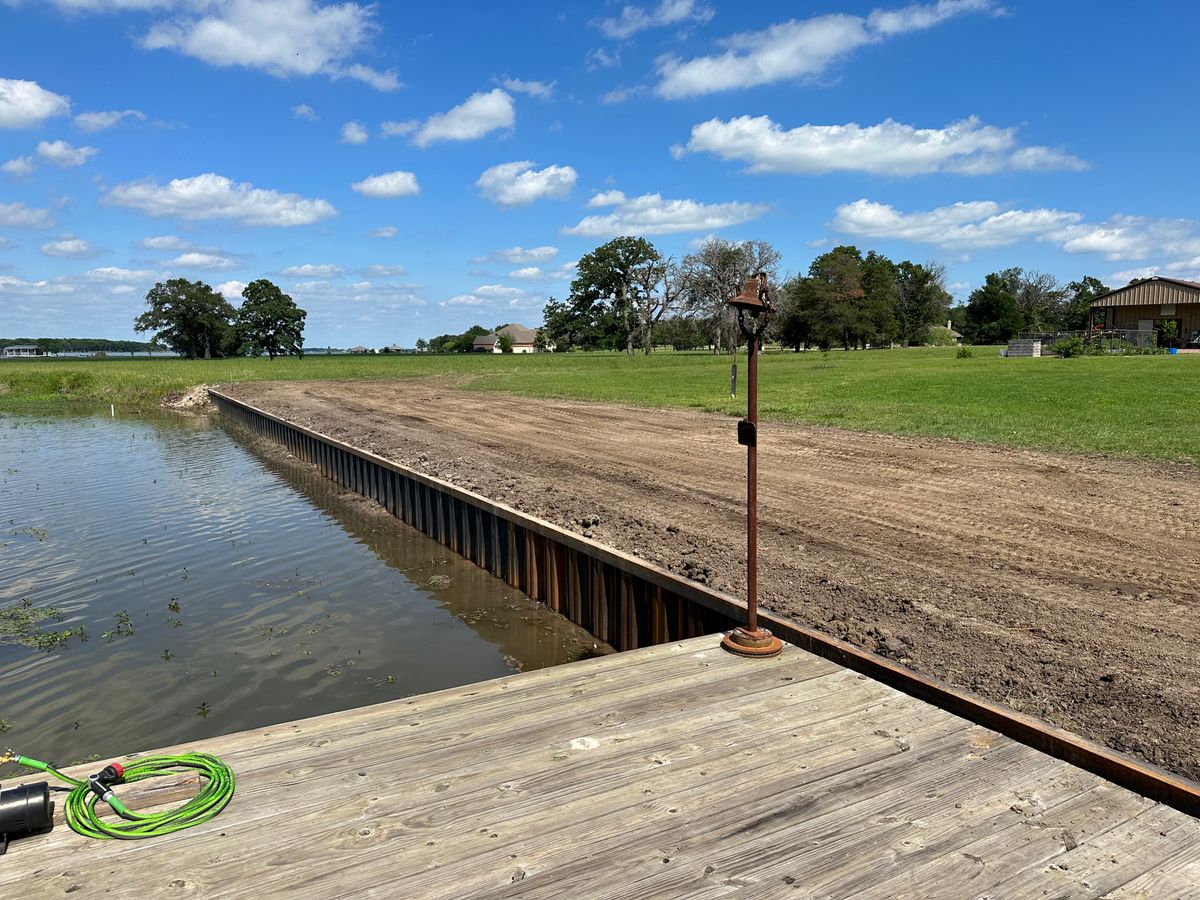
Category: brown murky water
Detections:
[{"x1": 0, "y1": 408, "x2": 605, "y2": 771}]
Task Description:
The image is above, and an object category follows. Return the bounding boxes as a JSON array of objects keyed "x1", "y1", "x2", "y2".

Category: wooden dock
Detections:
[{"x1": 6, "y1": 636, "x2": 1199, "y2": 897}]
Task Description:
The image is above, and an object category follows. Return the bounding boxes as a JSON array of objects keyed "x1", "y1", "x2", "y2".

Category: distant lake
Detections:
[{"x1": 0, "y1": 409, "x2": 602, "y2": 768}]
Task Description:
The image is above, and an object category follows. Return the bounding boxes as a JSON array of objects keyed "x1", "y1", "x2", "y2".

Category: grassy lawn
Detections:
[{"x1": 2, "y1": 348, "x2": 1197, "y2": 464}]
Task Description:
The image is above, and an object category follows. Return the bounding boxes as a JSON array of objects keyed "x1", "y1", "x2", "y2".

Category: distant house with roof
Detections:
[
  {"x1": 472, "y1": 324, "x2": 538, "y2": 353},
  {"x1": 2, "y1": 344, "x2": 47, "y2": 358},
  {"x1": 349, "y1": 345, "x2": 372, "y2": 354},
  {"x1": 1089, "y1": 277, "x2": 1200, "y2": 349}
]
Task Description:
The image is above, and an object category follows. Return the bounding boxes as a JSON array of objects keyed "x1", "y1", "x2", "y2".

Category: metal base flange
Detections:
[{"x1": 721, "y1": 627, "x2": 784, "y2": 658}]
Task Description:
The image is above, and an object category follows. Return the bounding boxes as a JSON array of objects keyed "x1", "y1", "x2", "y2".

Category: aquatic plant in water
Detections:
[{"x1": 0, "y1": 599, "x2": 86, "y2": 652}]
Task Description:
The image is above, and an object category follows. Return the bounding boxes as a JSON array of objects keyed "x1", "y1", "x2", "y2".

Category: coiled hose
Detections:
[{"x1": 3, "y1": 750, "x2": 234, "y2": 840}]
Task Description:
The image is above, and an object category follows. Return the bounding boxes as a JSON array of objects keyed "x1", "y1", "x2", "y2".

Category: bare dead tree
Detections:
[
  {"x1": 680, "y1": 238, "x2": 781, "y2": 354},
  {"x1": 630, "y1": 255, "x2": 683, "y2": 354}
]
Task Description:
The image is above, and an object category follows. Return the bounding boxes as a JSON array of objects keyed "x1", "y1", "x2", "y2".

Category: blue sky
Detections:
[{"x1": 1, "y1": 0, "x2": 1198, "y2": 347}]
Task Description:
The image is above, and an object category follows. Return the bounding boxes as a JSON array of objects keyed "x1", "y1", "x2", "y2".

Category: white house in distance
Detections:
[
  {"x1": 473, "y1": 324, "x2": 538, "y2": 353},
  {"x1": 2, "y1": 344, "x2": 47, "y2": 358}
]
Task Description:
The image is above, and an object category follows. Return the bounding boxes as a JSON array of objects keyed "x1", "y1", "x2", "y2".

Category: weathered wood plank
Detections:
[{"x1": 11, "y1": 637, "x2": 1200, "y2": 899}]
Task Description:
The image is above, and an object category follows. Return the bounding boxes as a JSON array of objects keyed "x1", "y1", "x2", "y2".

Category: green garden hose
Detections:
[{"x1": 2, "y1": 749, "x2": 234, "y2": 840}]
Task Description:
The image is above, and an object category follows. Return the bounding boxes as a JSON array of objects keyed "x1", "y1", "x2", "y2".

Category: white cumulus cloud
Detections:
[
  {"x1": 509, "y1": 266, "x2": 544, "y2": 280},
  {"x1": 500, "y1": 77, "x2": 555, "y2": 99},
  {"x1": 440, "y1": 294, "x2": 488, "y2": 307},
  {"x1": 413, "y1": 89, "x2": 514, "y2": 148},
  {"x1": 832, "y1": 198, "x2": 1078, "y2": 249},
  {"x1": 291, "y1": 103, "x2": 318, "y2": 121},
  {"x1": 587, "y1": 190, "x2": 627, "y2": 207},
  {"x1": 351, "y1": 170, "x2": 419, "y2": 198},
  {"x1": 476, "y1": 160, "x2": 577, "y2": 207},
  {"x1": 0, "y1": 201, "x2": 54, "y2": 229},
  {"x1": 141, "y1": 0, "x2": 400, "y2": 90},
  {"x1": 2, "y1": 156, "x2": 35, "y2": 177},
  {"x1": 339, "y1": 121, "x2": 368, "y2": 144},
  {"x1": 282, "y1": 263, "x2": 343, "y2": 277},
  {"x1": 592, "y1": 0, "x2": 713, "y2": 39},
  {"x1": 217, "y1": 279, "x2": 247, "y2": 300},
  {"x1": 41, "y1": 234, "x2": 99, "y2": 257},
  {"x1": 656, "y1": 0, "x2": 997, "y2": 98},
  {"x1": 73, "y1": 109, "x2": 145, "y2": 132},
  {"x1": 341, "y1": 64, "x2": 401, "y2": 92},
  {"x1": 0, "y1": 78, "x2": 70, "y2": 128},
  {"x1": 471, "y1": 245, "x2": 559, "y2": 264},
  {"x1": 563, "y1": 192, "x2": 768, "y2": 237},
  {"x1": 679, "y1": 115, "x2": 1087, "y2": 176},
  {"x1": 140, "y1": 234, "x2": 189, "y2": 250},
  {"x1": 85, "y1": 266, "x2": 159, "y2": 282},
  {"x1": 105, "y1": 172, "x2": 336, "y2": 226},
  {"x1": 369, "y1": 225, "x2": 397, "y2": 238},
  {"x1": 361, "y1": 264, "x2": 407, "y2": 277},
  {"x1": 831, "y1": 199, "x2": 1200, "y2": 263},
  {"x1": 169, "y1": 251, "x2": 236, "y2": 269},
  {"x1": 37, "y1": 139, "x2": 99, "y2": 167},
  {"x1": 380, "y1": 119, "x2": 417, "y2": 138}
]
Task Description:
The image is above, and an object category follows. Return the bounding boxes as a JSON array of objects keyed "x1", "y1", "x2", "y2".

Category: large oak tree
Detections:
[
  {"x1": 134, "y1": 279, "x2": 237, "y2": 360},
  {"x1": 237, "y1": 279, "x2": 307, "y2": 359}
]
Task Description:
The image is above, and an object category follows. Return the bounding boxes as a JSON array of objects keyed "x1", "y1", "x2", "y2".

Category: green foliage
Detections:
[
  {"x1": 544, "y1": 237, "x2": 662, "y2": 352},
  {"x1": 964, "y1": 274, "x2": 1024, "y2": 344},
  {"x1": 134, "y1": 279, "x2": 238, "y2": 359},
  {"x1": 1052, "y1": 336, "x2": 1086, "y2": 358},
  {"x1": 653, "y1": 316, "x2": 706, "y2": 351},
  {"x1": 955, "y1": 345, "x2": 974, "y2": 359},
  {"x1": 0, "y1": 337, "x2": 156, "y2": 353},
  {"x1": 1065, "y1": 276, "x2": 1110, "y2": 330},
  {"x1": 1158, "y1": 319, "x2": 1180, "y2": 346},
  {"x1": 0, "y1": 598, "x2": 86, "y2": 652},
  {"x1": 497, "y1": 334, "x2": 514, "y2": 353},
  {"x1": 926, "y1": 325, "x2": 957, "y2": 347},
  {"x1": 237, "y1": 280, "x2": 307, "y2": 359},
  {"x1": 894, "y1": 261, "x2": 952, "y2": 346},
  {"x1": 775, "y1": 249, "x2": 949, "y2": 351},
  {"x1": 103, "y1": 609, "x2": 135, "y2": 642},
  {"x1": 428, "y1": 325, "x2": 489, "y2": 353}
]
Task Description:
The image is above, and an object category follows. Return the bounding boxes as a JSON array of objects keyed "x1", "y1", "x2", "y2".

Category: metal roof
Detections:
[{"x1": 1090, "y1": 277, "x2": 1200, "y2": 308}]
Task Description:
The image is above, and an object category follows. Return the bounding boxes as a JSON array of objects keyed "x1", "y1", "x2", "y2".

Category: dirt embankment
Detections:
[{"x1": 222, "y1": 379, "x2": 1200, "y2": 780}]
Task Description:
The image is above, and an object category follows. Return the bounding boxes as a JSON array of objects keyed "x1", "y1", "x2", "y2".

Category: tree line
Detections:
[
  {"x1": 0, "y1": 337, "x2": 157, "y2": 353},
  {"x1": 539, "y1": 236, "x2": 1114, "y2": 352},
  {"x1": 416, "y1": 324, "x2": 544, "y2": 353},
  {"x1": 957, "y1": 270, "x2": 1108, "y2": 344},
  {"x1": 133, "y1": 278, "x2": 307, "y2": 360}
]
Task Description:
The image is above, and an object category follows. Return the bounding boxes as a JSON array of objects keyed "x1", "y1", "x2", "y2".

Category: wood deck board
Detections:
[{"x1": 7, "y1": 637, "x2": 1199, "y2": 898}]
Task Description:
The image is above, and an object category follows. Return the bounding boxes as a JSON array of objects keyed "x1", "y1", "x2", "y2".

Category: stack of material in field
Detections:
[{"x1": 1007, "y1": 338, "x2": 1042, "y2": 357}]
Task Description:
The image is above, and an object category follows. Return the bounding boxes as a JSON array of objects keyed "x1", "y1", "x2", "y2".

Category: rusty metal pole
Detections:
[
  {"x1": 722, "y1": 274, "x2": 783, "y2": 658},
  {"x1": 746, "y1": 327, "x2": 759, "y2": 635}
]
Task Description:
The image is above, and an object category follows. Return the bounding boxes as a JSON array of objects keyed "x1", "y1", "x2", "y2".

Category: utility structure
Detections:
[{"x1": 722, "y1": 273, "x2": 784, "y2": 658}]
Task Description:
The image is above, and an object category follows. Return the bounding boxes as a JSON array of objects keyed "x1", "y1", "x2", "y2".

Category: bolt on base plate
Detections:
[{"x1": 721, "y1": 626, "x2": 784, "y2": 658}]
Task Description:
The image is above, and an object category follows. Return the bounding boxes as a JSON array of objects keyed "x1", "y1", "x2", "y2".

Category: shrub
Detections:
[
  {"x1": 1052, "y1": 336, "x2": 1085, "y2": 358},
  {"x1": 956, "y1": 346, "x2": 973, "y2": 359},
  {"x1": 926, "y1": 325, "x2": 957, "y2": 347}
]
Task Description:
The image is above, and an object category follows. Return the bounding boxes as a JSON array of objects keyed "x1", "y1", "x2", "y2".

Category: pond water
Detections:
[{"x1": 0, "y1": 409, "x2": 604, "y2": 770}]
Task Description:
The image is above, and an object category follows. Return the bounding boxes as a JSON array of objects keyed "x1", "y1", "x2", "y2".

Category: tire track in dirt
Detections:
[{"x1": 224, "y1": 379, "x2": 1200, "y2": 780}]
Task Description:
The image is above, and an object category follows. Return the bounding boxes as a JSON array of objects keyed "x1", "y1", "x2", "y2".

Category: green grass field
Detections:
[{"x1": 2, "y1": 348, "x2": 1197, "y2": 463}]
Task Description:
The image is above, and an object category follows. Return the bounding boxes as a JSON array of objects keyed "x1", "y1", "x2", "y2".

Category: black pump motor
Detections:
[{"x1": 0, "y1": 781, "x2": 54, "y2": 854}]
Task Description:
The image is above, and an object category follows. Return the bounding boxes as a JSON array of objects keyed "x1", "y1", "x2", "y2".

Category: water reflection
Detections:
[{"x1": 0, "y1": 409, "x2": 606, "y2": 772}]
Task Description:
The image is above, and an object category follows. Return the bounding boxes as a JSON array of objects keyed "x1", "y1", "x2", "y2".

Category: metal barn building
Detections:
[{"x1": 1090, "y1": 277, "x2": 1200, "y2": 349}]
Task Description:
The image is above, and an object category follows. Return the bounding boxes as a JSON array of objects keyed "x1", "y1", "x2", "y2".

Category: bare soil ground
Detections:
[{"x1": 224, "y1": 379, "x2": 1200, "y2": 780}]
